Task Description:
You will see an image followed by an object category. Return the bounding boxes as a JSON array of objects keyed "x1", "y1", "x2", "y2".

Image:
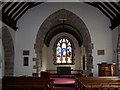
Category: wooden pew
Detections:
[
  {"x1": 75, "y1": 76, "x2": 120, "y2": 90},
  {"x1": 2, "y1": 76, "x2": 54, "y2": 90}
]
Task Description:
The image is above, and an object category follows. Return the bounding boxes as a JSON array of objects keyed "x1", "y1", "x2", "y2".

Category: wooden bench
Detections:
[
  {"x1": 75, "y1": 76, "x2": 120, "y2": 90},
  {"x1": 2, "y1": 76, "x2": 54, "y2": 90}
]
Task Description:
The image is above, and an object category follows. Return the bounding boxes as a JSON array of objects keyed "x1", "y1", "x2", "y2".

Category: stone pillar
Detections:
[
  {"x1": 2, "y1": 27, "x2": 14, "y2": 76},
  {"x1": 34, "y1": 41, "x2": 43, "y2": 77}
]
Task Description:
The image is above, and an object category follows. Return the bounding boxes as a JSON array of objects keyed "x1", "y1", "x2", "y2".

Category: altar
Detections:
[
  {"x1": 46, "y1": 67, "x2": 82, "y2": 78},
  {"x1": 57, "y1": 67, "x2": 71, "y2": 74}
]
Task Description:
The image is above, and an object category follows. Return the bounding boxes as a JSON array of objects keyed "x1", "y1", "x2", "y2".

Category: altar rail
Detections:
[
  {"x1": 46, "y1": 70, "x2": 82, "y2": 78},
  {"x1": 46, "y1": 70, "x2": 82, "y2": 74}
]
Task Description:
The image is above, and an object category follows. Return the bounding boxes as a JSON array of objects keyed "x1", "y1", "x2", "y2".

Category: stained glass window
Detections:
[{"x1": 53, "y1": 36, "x2": 75, "y2": 65}]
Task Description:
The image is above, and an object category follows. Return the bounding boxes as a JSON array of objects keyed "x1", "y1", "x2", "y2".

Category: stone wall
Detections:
[
  {"x1": 34, "y1": 9, "x2": 92, "y2": 75},
  {"x1": 2, "y1": 26, "x2": 14, "y2": 76}
]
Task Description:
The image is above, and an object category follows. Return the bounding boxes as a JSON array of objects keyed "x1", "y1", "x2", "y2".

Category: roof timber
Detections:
[
  {"x1": 1, "y1": 2, "x2": 43, "y2": 30},
  {"x1": 1, "y1": 2, "x2": 120, "y2": 30},
  {"x1": 85, "y1": 2, "x2": 120, "y2": 30}
]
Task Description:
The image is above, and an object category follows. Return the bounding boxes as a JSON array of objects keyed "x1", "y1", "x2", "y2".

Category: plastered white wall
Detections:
[
  {"x1": 15, "y1": 2, "x2": 112, "y2": 76},
  {"x1": 112, "y1": 25, "x2": 120, "y2": 75}
]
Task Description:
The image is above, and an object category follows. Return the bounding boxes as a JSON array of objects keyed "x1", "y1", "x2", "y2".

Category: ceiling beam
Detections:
[
  {"x1": 84, "y1": 2, "x2": 98, "y2": 8},
  {"x1": 1, "y1": 2, "x2": 120, "y2": 31},
  {"x1": 110, "y1": 17, "x2": 120, "y2": 30},
  {"x1": 2, "y1": 2, "x2": 12, "y2": 12},
  {"x1": 15, "y1": 2, "x2": 43, "y2": 21},
  {"x1": 103, "y1": 2, "x2": 120, "y2": 17},
  {"x1": 85, "y1": 2, "x2": 120, "y2": 30},
  {"x1": 110, "y1": 2, "x2": 120, "y2": 12},
  {"x1": 1, "y1": 2, "x2": 43, "y2": 31},
  {"x1": 9, "y1": 2, "x2": 25, "y2": 18},
  {"x1": 98, "y1": 2, "x2": 116, "y2": 19},
  {"x1": 2, "y1": 12, "x2": 17, "y2": 30},
  {"x1": 14, "y1": 5, "x2": 30, "y2": 21},
  {"x1": 11, "y1": 3, "x2": 29, "y2": 21},
  {"x1": 5, "y1": 2, "x2": 19, "y2": 15},
  {"x1": 29, "y1": 2, "x2": 43, "y2": 8},
  {"x1": 1, "y1": 2, "x2": 18, "y2": 30},
  {"x1": 94, "y1": 2, "x2": 113, "y2": 21}
]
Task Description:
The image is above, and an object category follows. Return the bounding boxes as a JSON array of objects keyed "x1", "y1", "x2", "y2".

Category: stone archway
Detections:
[
  {"x1": 2, "y1": 26, "x2": 14, "y2": 76},
  {"x1": 34, "y1": 9, "x2": 92, "y2": 74}
]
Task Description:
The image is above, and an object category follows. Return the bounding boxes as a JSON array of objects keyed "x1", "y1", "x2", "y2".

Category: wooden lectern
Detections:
[{"x1": 97, "y1": 63, "x2": 115, "y2": 76}]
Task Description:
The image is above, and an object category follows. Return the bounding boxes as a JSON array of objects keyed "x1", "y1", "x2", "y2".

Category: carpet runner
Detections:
[{"x1": 52, "y1": 78, "x2": 75, "y2": 90}]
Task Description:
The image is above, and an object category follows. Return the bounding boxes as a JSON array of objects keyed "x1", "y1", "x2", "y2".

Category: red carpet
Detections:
[
  {"x1": 52, "y1": 78, "x2": 75, "y2": 90},
  {"x1": 52, "y1": 78, "x2": 120, "y2": 90},
  {"x1": 53, "y1": 78, "x2": 75, "y2": 85}
]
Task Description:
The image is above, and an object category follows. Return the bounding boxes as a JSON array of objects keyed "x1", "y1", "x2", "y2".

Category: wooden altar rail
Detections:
[
  {"x1": 75, "y1": 76, "x2": 120, "y2": 90},
  {"x1": 2, "y1": 76, "x2": 54, "y2": 90},
  {"x1": 46, "y1": 70, "x2": 82, "y2": 78},
  {"x1": 46, "y1": 70, "x2": 82, "y2": 73}
]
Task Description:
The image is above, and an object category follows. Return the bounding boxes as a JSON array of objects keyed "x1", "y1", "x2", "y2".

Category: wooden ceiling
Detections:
[{"x1": 0, "y1": 1, "x2": 120, "y2": 30}]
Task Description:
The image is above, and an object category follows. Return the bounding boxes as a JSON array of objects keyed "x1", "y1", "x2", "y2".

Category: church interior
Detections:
[{"x1": 0, "y1": 1, "x2": 120, "y2": 90}]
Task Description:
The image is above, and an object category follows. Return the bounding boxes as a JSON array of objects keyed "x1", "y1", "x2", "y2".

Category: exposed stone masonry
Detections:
[
  {"x1": 2, "y1": 26, "x2": 14, "y2": 76},
  {"x1": 34, "y1": 9, "x2": 93, "y2": 75}
]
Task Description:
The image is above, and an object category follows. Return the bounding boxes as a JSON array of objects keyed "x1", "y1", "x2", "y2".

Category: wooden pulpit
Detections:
[{"x1": 98, "y1": 63, "x2": 115, "y2": 76}]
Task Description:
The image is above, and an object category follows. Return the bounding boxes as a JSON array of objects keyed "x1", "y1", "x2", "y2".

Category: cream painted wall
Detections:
[
  {"x1": 112, "y1": 25, "x2": 120, "y2": 75},
  {"x1": 15, "y1": 2, "x2": 112, "y2": 76}
]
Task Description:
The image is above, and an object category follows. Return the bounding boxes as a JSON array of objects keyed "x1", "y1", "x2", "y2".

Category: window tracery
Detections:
[{"x1": 53, "y1": 36, "x2": 75, "y2": 65}]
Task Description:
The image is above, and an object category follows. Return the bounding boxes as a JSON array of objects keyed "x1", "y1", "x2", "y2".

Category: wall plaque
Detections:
[{"x1": 97, "y1": 50, "x2": 104, "y2": 55}]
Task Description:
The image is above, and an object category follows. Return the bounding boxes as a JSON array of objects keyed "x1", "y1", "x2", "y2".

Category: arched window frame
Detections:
[{"x1": 53, "y1": 36, "x2": 75, "y2": 65}]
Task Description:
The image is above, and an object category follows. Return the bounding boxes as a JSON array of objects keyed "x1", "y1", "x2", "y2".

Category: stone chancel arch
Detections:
[{"x1": 34, "y1": 9, "x2": 92, "y2": 75}]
